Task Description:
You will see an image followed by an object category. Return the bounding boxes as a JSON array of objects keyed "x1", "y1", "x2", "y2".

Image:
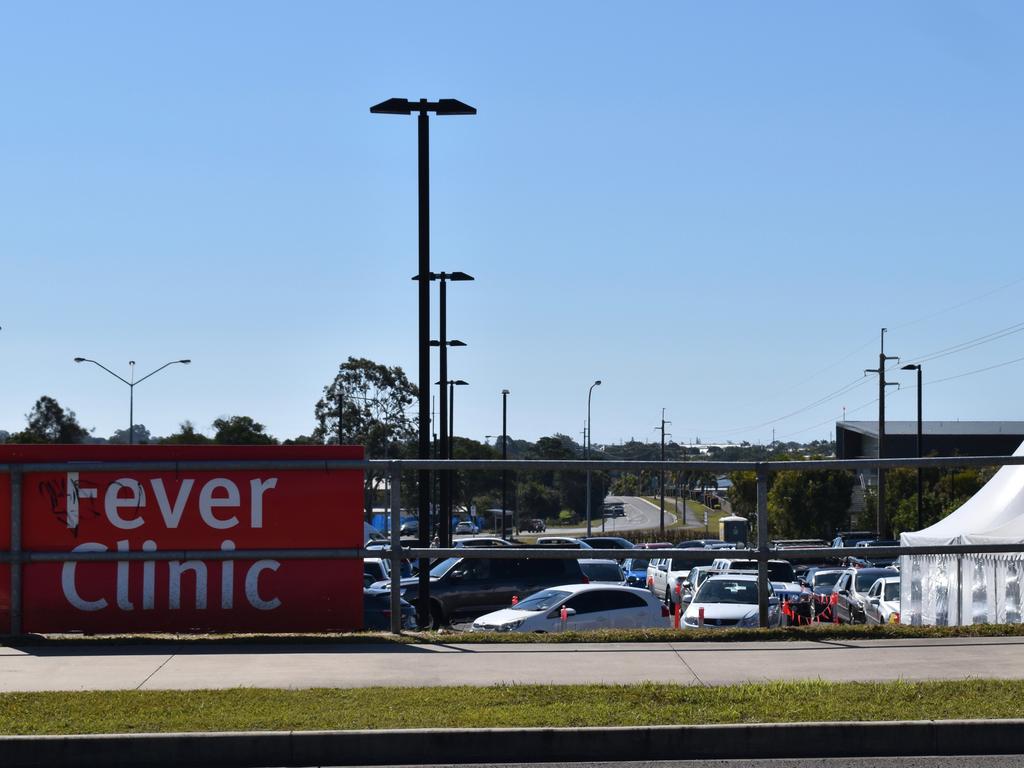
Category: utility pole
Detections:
[
  {"x1": 865, "y1": 328, "x2": 899, "y2": 537},
  {"x1": 656, "y1": 408, "x2": 671, "y2": 536}
]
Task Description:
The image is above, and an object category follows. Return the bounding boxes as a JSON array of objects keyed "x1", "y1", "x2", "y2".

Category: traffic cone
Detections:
[
  {"x1": 674, "y1": 601, "x2": 681, "y2": 630},
  {"x1": 698, "y1": 606, "x2": 705, "y2": 628},
  {"x1": 560, "y1": 604, "x2": 568, "y2": 630}
]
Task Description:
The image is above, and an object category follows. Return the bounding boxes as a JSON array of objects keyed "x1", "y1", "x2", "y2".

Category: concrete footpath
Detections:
[{"x1": 3, "y1": 635, "x2": 1024, "y2": 691}]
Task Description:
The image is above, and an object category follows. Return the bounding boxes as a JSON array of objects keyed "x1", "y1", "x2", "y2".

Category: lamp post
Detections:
[
  {"x1": 74, "y1": 358, "x2": 190, "y2": 444},
  {"x1": 371, "y1": 97, "x2": 475, "y2": 628},
  {"x1": 585, "y1": 380, "x2": 602, "y2": 536},
  {"x1": 423, "y1": 270, "x2": 473, "y2": 548},
  {"x1": 502, "y1": 389, "x2": 510, "y2": 538},
  {"x1": 902, "y1": 363, "x2": 924, "y2": 530}
]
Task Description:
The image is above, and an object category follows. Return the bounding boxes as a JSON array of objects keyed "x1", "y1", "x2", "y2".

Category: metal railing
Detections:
[{"x1": 4, "y1": 453, "x2": 1024, "y2": 635}]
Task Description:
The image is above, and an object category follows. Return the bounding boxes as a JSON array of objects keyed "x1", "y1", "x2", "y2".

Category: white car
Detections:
[
  {"x1": 454, "y1": 520, "x2": 480, "y2": 535},
  {"x1": 681, "y1": 573, "x2": 780, "y2": 629},
  {"x1": 864, "y1": 576, "x2": 901, "y2": 624},
  {"x1": 470, "y1": 583, "x2": 669, "y2": 633},
  {"x1": 453, "y1": 536, "x2": 513, "y2": 547},
  {"x1": 535, "y1": 536, "x2": 592, "y2": 548},
  {"x1": 647, "y1": 553, "x2": 706, "y2": 605}
]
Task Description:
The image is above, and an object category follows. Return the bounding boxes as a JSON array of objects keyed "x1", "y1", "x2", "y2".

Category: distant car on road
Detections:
[
  {"x1": 520, "y1": 518, "x2": 547, "y2": 533},
  {"x1": 470, "y1": 584, "x2": 668, "y2": 633},
  {"x1": 454, "y1": 520, "x2": 479, "y2": 535}
]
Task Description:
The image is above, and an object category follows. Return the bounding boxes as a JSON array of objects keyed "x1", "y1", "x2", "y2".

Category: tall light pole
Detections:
[
  {"x1": 501, "y1": 388, "x2": 510, "y2": 538},
  {"x1": 902, "y1": 363, "x2": 924, "y2": 530},
  {"x1": 656, "y1": 408, "x2": 671, "y2": 536},
  {"x1": 865, "y1": 328, "x2": 898, "y2": 537},
  {"x1": 74, "y1": 358, "x2": 190, "y2": 444},
  {"x1": 585, "y1": 380, "x2": 602, "y2": 536},
  {"x1": 424, "y1": 270, "x2": 473, "y2": 548},
  {"x1": 371, "y1": 97, "x2": 475, "y2": 628}
]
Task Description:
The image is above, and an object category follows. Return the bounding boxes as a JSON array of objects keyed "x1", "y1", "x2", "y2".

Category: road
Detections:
[
  {"x1": 334, "y1": 760, "x2": 1024, "y2": 768},
  {"x1": 5, "y1": 636, "x2": 1024, "y2": 692},
  {"x1": 547, "y1": 495, "x2": 678, "y2": 536}
]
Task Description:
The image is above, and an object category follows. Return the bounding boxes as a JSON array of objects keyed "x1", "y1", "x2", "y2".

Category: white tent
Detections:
[{"x1": 900, "y1": 440, "x2": 1024, "y2": 625}]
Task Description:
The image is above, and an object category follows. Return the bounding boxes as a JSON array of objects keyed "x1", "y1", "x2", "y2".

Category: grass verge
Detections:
[
  {"x1": 1, "y1": 679, "x2": 1022, "y2": 735},
  {"x1": 6, "y1": 622, "x2": 1024, "y2": 647}
]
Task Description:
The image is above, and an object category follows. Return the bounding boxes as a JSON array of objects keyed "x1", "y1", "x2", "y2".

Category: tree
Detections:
[
  {"x1": 8, "y1": 396, "x2": 89, "y2": 444},
  {"x1": 212, "y1": 416, "x2": 278, "y2": 445},
  {"x1": 109, "y1": 424, "x2": 152, "y2": 444},
  {"x1": 767, "y1": 468, "x2": 856, "y2": 539},
  {"x1": 161, "y1": 421, "x2": 212, "y2": 445},
  {"x1": 314, "y1": 357, "x2": 418, "y2": 516}
]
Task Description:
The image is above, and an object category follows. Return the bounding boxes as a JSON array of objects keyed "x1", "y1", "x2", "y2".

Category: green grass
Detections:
[{"x1": 1, "y1": 679, "x2": 1022, "y2": 735}]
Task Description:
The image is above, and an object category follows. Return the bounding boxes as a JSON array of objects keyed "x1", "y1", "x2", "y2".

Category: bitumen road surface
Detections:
[
  {"x1": 4, "y1": 635, "x2": 1024, "y2": 692},
  {"x1": 550, "y1": 495, "x2": 678, "y2": 536},
  {"x1": 331, "y1": 760, "x2": 1024, "y2": 768}
]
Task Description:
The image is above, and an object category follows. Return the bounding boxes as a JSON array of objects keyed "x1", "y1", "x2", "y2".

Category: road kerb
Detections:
[{"x1": 4, "y1": 718, "x2": 1024, "y2": 767}]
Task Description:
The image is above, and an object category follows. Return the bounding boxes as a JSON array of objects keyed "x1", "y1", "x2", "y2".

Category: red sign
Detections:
[{"x1": 0, "y1": 444, "x2": 364, "y2": 633}]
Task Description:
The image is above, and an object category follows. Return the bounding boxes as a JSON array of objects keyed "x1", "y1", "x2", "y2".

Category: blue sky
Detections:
[{"x1": 2, "y1": 2, "x2": 1024, "y2": 447}]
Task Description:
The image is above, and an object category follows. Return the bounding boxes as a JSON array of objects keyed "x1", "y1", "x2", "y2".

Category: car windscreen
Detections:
[
  {"x1": 813, "y1": 571, "x2": 842, "y2": 589},
  {"x1": 670, "y1": 558, "x2": 701, "y2": 571},
  {"x1": 512, "y1": 589, "x2": 572, "y2": 612},
  {"x1": 856, "y1": 571, "x2": 893, "y2": 591},
  {"x1": 767, "y1": 563, "x2": 796, "y2": 582},
  {"x1": 625, "y1": 558, "x2": 651, "y2": 571},
  {"x1": 580, "y1": 562, "x2": 623, "y2": 581},
  {"x1": 695, "y1": 579, "x2": 758, "y2": 605},
  {"x1": 883, "y1": 581, "x2": 900, "y2": 601},
  {"x1": 430, "y1": 557, "x2": 460, "y2": 578}
]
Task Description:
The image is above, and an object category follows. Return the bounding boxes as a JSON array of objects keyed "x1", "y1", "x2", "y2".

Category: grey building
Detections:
[{"x1": 837, "y1": 421, "x2": 1024, "y2": 461}]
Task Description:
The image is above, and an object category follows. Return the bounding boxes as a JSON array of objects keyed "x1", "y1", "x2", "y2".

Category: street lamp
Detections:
[
  {"x1": 902, "y1": 363, "x2": 924, "y2": 529},
  {"x1": 423, "y1": 270, "x2": 474, "y2": 547},
  {"x1": 501, "y1": 389, "x2": 510, "y2": 538},
  {"x1": 74, "y1": 357, "x2": 190, "y2": 444},
  {"x1": 371, "y1": 97, "x2": 475, "y2": 628},
  {"x1": 586, "y1": 380, "x2": 602, "y2": 536}
]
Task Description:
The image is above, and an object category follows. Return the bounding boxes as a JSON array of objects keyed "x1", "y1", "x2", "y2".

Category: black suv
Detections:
[{"x1": 377, "y1": 555, "x2": 588, "y2": 628}]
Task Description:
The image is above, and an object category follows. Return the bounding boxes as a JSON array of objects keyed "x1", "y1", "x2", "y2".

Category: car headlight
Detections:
[
  {"x1": 683, "y1": 614, "x2": 699, "y2": 626},
  {"x1": 738, "y1": 612, "x2": 759, "y2": 627},
  {"x1": 497, "y1": 619, "x2": 525, "y2": 632}
]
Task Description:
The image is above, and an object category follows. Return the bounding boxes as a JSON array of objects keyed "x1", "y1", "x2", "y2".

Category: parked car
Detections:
[
  {"x1": 363, "y1": 556, "x2": 413, "y2": 587},
  {"x1": 833, "y1": 567, "x2": 898, "y2": 624},
  {"x1": 470, "y1": 584, "x2": 668, "y2": 632},
  {"x1": 453, "y1": 536, "x2": 514, "y2": 547},
  {"x1": 863, "y1": 575, "x2": 901, "y2": 625},
  {"x1": 622, "y1": 557, "x2": 652, "y2": 588},
  {"x1": 804, "y1": 567, "x2": 846, "y2": 621},
  {"x1": 454, "y1": 520, "x2": 480, "y2": 535},
  {"x1": 681, "y1": 574, "x2": 781, "y2": 629},
  {"x1": 399, "y1": 517, "x2": 420, "y2": 537},
  {"x1": 580, "y1": 536, "x2": 635, "y2": 550},
  {"x1": 536, "y1": 536, "x2": 593, "y2": 548},
  {"x1": 372, "y1": 554, "x2": 588, "y2": 628},
  {"x1": 709, "y1": 558, "x2": 798, "y2": 584},
  {"x1": 648, "y1": 554, "x2": 707, "y2": 605},
  {"x1": 831, "y1": 531, "x2": 878, "y2": 548},
  {"x1": 362, "y1": 587, "x2": 416, "y2": 630},
  {"x1": 579, "y1": 559, "x2": 625, "y2": 584},
  {"x1": 520, "y1": 518, "x2": 547, "y2": 533}
]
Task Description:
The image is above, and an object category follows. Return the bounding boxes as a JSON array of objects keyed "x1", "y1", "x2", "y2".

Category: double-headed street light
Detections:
[
  {"x1": 74, "y1": 357, "x2": 191, "y2": 444},
  {"x1": 436, "y1": 379, "x2": 468, "y2": 543},
  {"x1": 586, "y1": 380, "x2": 602, "y2": 536},
  {"x1": 371, "y1": 97, "x2": 475, "y2": 628},
  {"x1": 902, "y1": 363, "x2": 924, "y2": 529}
]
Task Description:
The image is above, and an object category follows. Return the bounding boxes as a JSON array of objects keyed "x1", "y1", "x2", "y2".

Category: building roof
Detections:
[{"x1": 838, "y1": 421, "x2": 1024, "y2": 438}]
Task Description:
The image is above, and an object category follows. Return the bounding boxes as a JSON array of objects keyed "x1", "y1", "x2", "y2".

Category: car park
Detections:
[
  {"x1": 373, "y1": 553, "x2": 588, "y2": 628},
  {"x1": 864, "y1": 575, "x2": 901, "y2": 625},
  {"x1": 680, "y1": 574, "x2": 780, "y2": 629},
  {"x1": 833, "y1": 567, "x2": 899, "y2": 624},
  {"x1": 579, "y1": 559, "x2": 625, "y2": 584},
  {"x1": 470, "y1": 584, "x2": 669, "y2": 633}
]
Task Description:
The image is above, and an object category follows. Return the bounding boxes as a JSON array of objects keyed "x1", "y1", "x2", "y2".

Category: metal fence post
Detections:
[
  {"x1": 756, "y1": 463, "x2": 769, "y2": 628},
  {"x1": 10, "y1": 467, "x2": 22, "y2": 636},
  {"x1": 389, "y1": 462, "x2": 403, "y2": 634}
]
